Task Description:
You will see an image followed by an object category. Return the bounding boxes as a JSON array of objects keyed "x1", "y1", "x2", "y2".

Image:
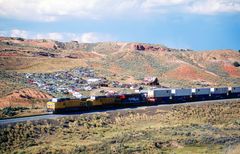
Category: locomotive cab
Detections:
[
  {"x1": 47, "y1": 101, "x2": 55, "y2": 112},
  {"x1": 46, "y1": 98, "x2": 74, "y2": 113}
]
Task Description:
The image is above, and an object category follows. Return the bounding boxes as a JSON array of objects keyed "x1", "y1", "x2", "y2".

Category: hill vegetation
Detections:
[
  {"x1": 0, "y1": 100, "x2": 239, "y2": 153},
  {"x1": 0, "y1": 37, "x2": 240, "y2": 153},
  {"x1": 0, "y1": 37, "x2": 240, "y2": 88},
  {"x1": 0, "y1": 36, "x2": 240, "y2": 110}
]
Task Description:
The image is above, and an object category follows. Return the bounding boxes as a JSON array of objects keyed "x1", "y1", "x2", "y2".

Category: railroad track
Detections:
[{"x1": 0, "y1": 98, "x2": 239, "y2": 125}]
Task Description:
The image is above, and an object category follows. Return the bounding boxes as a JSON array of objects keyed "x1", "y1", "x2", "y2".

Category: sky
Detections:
[{"x1": 0, "y1": 0, "x2": 240, "y2": 50}]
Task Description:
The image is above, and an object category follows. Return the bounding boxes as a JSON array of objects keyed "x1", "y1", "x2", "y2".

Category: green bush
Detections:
[
  {"x1": 2, "y1": 107, "x2": 16, "y2": 116},
  {"x1": 16, "y1": 37, "x2": 24, "y2": 41},
  {"x1": 233, "y1": 61, "x2": 240, "y2": 67},
  {"x1": 2, "y1": 107, "x2": 29, "y2": 116}
]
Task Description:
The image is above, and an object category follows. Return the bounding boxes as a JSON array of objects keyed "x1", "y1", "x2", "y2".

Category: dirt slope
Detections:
[
  {"x1": 0, "y1": 37, "x2": 239, "y2": 87},
  {"x1": 0, "y1": 88, "x2": 52, "y2": 108}
]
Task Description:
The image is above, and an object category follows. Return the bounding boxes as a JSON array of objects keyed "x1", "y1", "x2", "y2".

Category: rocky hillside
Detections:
[{"x1": 0, "y1": 36, "x2": 240, "y2": 88}]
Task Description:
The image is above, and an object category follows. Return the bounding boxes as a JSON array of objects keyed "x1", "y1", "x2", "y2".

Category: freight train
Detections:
[{"x1": 47, "y1": 86, "x2": 240, "y2": 113}]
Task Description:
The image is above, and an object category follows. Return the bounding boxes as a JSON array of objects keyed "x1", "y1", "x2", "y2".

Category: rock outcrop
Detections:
[{"x1": 132, "y1": 43, "x2": 168, "y2": 52}]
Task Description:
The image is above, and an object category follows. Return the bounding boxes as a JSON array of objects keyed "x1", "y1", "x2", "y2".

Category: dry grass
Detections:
[
  {"x1": 227, "y1": 144, "x2": 240, "y2": 154},
  {"x1": 0, "y1": 56, "x2": 88, "y2": 73},
  {"x1": 0, "y1": 80, "x2": 25, "y2": 97},
  {"x1": 0, "y1": 100, "x2": 240, "y2": 153},
  {"x1": 1, "y1": 45, "x2": 240, "y2": 86}
]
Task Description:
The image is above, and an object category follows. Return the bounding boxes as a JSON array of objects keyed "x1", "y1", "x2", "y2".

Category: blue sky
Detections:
[{"x1": 0, "y1": 0, "x2": 240, "y2": 50}]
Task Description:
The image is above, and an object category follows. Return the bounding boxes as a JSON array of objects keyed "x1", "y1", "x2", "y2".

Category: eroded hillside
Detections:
[{"x1": 0, "y1": 37, "x2": 240, "y2": 99}]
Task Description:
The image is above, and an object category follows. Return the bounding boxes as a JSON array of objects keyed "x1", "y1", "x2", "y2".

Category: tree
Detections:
[
  {"x1": 233, "y1": 61, "x2": 240, "y2": 67},
  {"x1": 16, "y1": 37, "x2": 24, "y2": 41}
]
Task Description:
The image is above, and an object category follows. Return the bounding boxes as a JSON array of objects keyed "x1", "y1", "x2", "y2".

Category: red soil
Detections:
[
  {"x1": 223, "y1": 63, "x2": 240, "y2": 77},
  {"x1": 26, "y1": 40, "x2": 56, "y2": 49},
  {"x1": 165, "y1": 64, "x2": 217, "y2": 81},
  {"x1": 1, "y1": 38, "x2": 56, "y2": 49}
]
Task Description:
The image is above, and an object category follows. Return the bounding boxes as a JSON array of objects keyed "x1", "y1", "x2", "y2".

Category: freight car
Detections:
[
  {"x1": 147, "y1": 88, "x2": 171, "y2": 104},
  {"x1": 192, "y1": 88, "x2": 211, "y2": 101},
  {"x1": 47, "y1": 86, "x2": 240, "y2": 113},
  {"x1": 210, "y1": 87, "x2": 228, "y2": 99},
  {"x1": 171, "y1": 88, "x2": 192, "y2": 103},
  {"x1": 228, "y1": 86, "x2": 240, "y2": 98}
]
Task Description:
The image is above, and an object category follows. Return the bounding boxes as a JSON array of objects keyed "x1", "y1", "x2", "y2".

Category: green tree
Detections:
[{"x1": 233, "y1": 61, "x2": 240, "y2": 67}]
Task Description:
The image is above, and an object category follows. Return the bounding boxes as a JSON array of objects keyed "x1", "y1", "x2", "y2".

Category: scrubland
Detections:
[{"x1": 0, "y1": 100, "x2": 240, "y2": 154}]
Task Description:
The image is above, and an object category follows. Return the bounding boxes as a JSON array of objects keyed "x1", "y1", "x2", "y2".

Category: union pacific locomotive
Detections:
[{"x1": 47, "y1": 86, "x2": 240, "y2": 113}]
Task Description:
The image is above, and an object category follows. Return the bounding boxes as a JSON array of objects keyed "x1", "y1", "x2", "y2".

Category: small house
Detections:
[{"x1": 143, "y1": 77, "x2": 159, "y2": 86}]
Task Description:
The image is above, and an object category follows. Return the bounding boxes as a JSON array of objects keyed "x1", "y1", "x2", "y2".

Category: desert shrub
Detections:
[
  {"x1": 2, "y1": 107, "x2": 29, "y2": 116},
  {"x1": 1, "y1": 101, "x2": 239, "y2": 153},
  {"x1": 0, "y1": 119, "x2": 57, "y2": 153},
  {"x1": 207, "y1": 64, "x2": 228, "y2": 77},
  {"x1": 16, "y1": 37, "x2": 24, "y2": 41},
  {"x1": 72, "y1": 145, "x2": 87, "y2": 153},
  {"x1": 2, "y1": 107, "x2": 17, "y2": 116},
  {"x1": 4, "y1": 110, "x2": 16, "y2": 117},
  {"x1": 233, "y1": 61, "x2": 240, "y2": 67},
  {"x1": 183, "y1": 139, "x2": 198, "y2": 145}
]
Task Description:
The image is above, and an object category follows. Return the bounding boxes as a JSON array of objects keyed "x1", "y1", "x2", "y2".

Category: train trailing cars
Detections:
[
  {"x1": 171, "y1": 88, "x2": 192, "y2": 103},
  {"x1": 47, "y1": 86, "x2": 240, "y2": 113},
  {"x1": 228, "y1": 87, "x2": 240, "y2": 98},
  {"x1": 192, "y1": 88, "x2": 211, "y2": 101},
  {"x1": 147, "y1": 88, "x2": 171, "y2": 103},
  {"x1": 210, "y1": 87, "x2": 228, "y2": 99}
]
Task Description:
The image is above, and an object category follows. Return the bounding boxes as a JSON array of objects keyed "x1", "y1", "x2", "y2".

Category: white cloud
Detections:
[
  {"x1": 0, "y1": 0, "x2": 141, "y2": 21},
  {"x1": 10, "y1": 29, "x2": 29, "y2": 38},
  {"x1": 72, "y1": 32, "x2": 113, "y2": 43},
  {"x1": 142, "y1": 0, "x2": 193, "y2": 14},
  {"x1": 0, "y1": 31, "x2": 7, "y2": 36},
  {"x1": 0, "y1": 0, "x2": 239, "y2": 22},
  {"x1": 35, "y1": 33, "x2": 64, "y2": 40},
  {"x1": 142, "y1": 0, "x2": 186, "y2": 8},
  {"x1": 0, "y1": 29, "x2": 114, "y2": 43},
  {"x1": 80, "y1": 33, "x2": 99, "y2": 43},
  {"x1": 188, "y1": 0, "x2": 240, "y2": 14}
]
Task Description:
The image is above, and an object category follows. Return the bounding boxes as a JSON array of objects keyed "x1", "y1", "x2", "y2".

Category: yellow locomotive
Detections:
[{"x1": 47, "y1": 96, "x2": 119, "y2": 113}]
